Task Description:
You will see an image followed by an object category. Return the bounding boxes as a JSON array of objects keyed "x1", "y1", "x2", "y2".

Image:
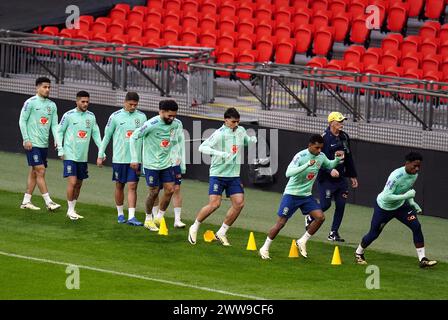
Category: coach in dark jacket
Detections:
[{"x1": 306, "y1": 112, "x2": 358, "y2": 242}]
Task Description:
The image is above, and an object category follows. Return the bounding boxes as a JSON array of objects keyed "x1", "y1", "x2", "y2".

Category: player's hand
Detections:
[
  {"x1": 335, "y1": 151, "x2": 345, "y2": 160},
  {"x1": 130, "y1": 162, "x2": 139, "y2": 171},
  {"x1": 330, "y1": 169, "x2": 340, "y2": 178},
  {"x1": 59, "y1": 155, "x2": 64, "y2": 160},
  {"x1": 405, "y1": 189, "x2": 416, "y2": 199},
  {"x1": 96, "y1": 158, "x2": 103, "y2": 167},
  {"x1": 351, "y1": 177, "x2": 358, "y2": 188},
  {"x1": 249, "y1": 136, "x2": 257, "y2": 144},
  {"x1": 23, "y1": 141, "x2": 32, "y2": 151},
  {"x1": 308, "y1": 159, "x2": 316, "y2": 166}
]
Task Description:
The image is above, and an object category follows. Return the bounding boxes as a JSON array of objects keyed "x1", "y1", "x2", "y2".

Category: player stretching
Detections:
[
  {"x1": 19, "y1": 77, "x2": 61, "y2": 211},
  {"x1": 129, "y1": 100, "x2": 184, "y2": 232},
  {"x1": 355, "y1": 152, "x2": 437, "y2": 268},
  {"x1": 97, "y1": 92, "x2": 147, "y2": 226},
  {"x1": 58, "y1": 91, "x2": 102, "y2": 220},
  {"x1": 259, "y1": 134, "x2": 344, "y2": 259},
  {"x1": 188, "y1": 107, "x2": 257, "y2": 246}
]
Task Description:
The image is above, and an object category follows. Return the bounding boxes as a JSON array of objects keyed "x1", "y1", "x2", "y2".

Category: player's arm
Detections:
[
  {"x1": 382, "y1": 177, "x2": 416, "y2": 201},
  {"x1": 51, "y1": 104, "x2": 61, "y2": 150},
  {"x1": 285, "y1": 155, "x2": 315, "y2": 178},
  {"x1": 57, "y1": 113, "x2": 69, "y2": 158},
  {"x1": 199, "y1": 131, "x2": 230, "y2": 158},
  {"x1": 177, "y1": 123, "x2": 186, "y2": 174},
  {"x1": 129, "y1": 121, "x2": 153, "y2": 164},
  {"x1": 242, "y1": 127, "x2": 257, "y2": 146},
  {"x1": 408, "y1": 198, "x2": 422, "y2": 214},
  {"x1": 98, "y1": 114, "x2": 115, "y2": 160},
  {"x1": 320, "y1": 132, "x2": 333, "y2": 175},
  {"x1": 19, "y1": 100, "x2": 32, "y2": 149},
  {"x1": 91, "y1": 116, "x2": 102, "y2": 150},
  {"x1": 321, "y1": 152, "x2": 343, "y2": 170}
]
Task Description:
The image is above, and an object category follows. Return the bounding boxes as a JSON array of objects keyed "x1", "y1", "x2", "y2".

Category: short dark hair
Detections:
[
  {"x1": 76, "y1": 91, "x2": 90, "y2": 99},
  {"x1": 405, "y1": 152, "x2": 423, "y2": 162},
  {"x1": 159, "y1": 100, "x2": 178, "y2": 111},
  {"x1": 224, "y1": 107, "x2": 240, "y2": 119},
  {"x1": 35, "y1": 77, "x2": 51, "y2": 86},
  {"x1": 125, "y1": 91, "x2": 139, "y2": 102},
  {"x1": 309, "y1": 134, "x2": 324, "y2": 144}
]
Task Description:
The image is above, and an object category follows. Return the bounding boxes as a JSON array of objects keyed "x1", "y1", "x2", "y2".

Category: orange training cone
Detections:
[
  {"x1": 158, "y1": 217, "x2": 168, "y2": 236},
  {"x1": 331, "y1": 246, "x2": 342, "y2": 265},
  {"x1": 246, "y1": 232, "x2": 257, "y2": 251},
  {"x1": 203, "y1": 230, "x2": 215, "y2": 242},
  {"x1": 288, "y1": 239, "x2": 299, "y2": 258}
]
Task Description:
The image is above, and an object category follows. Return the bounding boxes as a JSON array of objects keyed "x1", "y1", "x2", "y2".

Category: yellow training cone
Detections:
[
  {"x1": 203, "y1": 230, "x2": 215, "y2": 242},
  {"x1": 331, "y1": 246, "x2": 342, "y2": 265},
  {"x1": 246, "y1": 232, "x2": 257, "y2": 251},
  {"x1": 288, "y1": 239, "x2": 299, "y2": 258},
  {"x1": 158, "y1": 217, "x2": 168, "y2": 236}
]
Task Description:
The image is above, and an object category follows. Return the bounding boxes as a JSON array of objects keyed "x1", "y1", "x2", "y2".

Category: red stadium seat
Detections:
[
  {"x1": 274, "y1": 23, "x2": 292, "y2": 39},
  {"x1": 146, "y1": 8, "x2": 163, "y2": 23},
  {"x1": 332, "y1": 12, "x2": 350, "y2": 42},
  {"x1": 180, "y1": 28, "x2": 198, "y2": 43},
  {"x1": 91, "y1": 17, "x2": 111, "y2": 34},
  {"x1": 200, "y1": 14, "x2": 217, "y2": 30},
  {"x1": 407, "y1": 0, "x2": 425, "y2": 17},
  {"x1": 422, "y1": 54, "x2": 443, "y2": 73},
  {"x1": 255, "y1": 20, "x2": 273, "y2": 39},
  {"x1": 294, "y1": 24, "x2": 313, "y2": 54},
  {"x1": 329, "y1": 0, "x2": 347, "y2": 13},
  {"x1": 237, "y1": 19, "x2": 256, "y2": 35},
  {"x1": 381, "y1": 33, "x2": 403, "y2": 51},
  {"x1": 313, "y1": 26, "x2": 334, "y2": 56},
  {"x1": 311, "y1": 0, "x2": 329, "y2": 11},
  {"x1": 362, "y1": 47, "x2": 383, "y2": 66},
  {"x1": 387, "y1": 2, "x2": 409, "y2": 33},
  {"x1": 219, "y1": 16, "x2": 237, "y2": 33},
  {"x1": 275, "y1": 6, "x2": 292, "y2": 24},
  {"x1": 420, "y1": 37, "x2": 439, "y2": 56},
  {"x1": 127, "y1": 24, "x2": 144, "y2": 37},
  {"x1": 439, "y1": 39, "x2": 448, "y2": 57},
  {"x1": 237, "y1": 2, "x2": 255, "y2": 19},
  {"x1": 201, "y1": 1, "x2": 218, "y2": 15},
  {"x1": 236, "y1": 33, "x2": 255, "y2": 50},
  {"x1": 79, "y1": 15, "x2": 94, "y2": 31},
  {"x1": 147, "y1": 0, "x2": 163, "y2": 9},
  {"x1": 164, "y1": 10, "x2": 181, "y2": 26},
  {"x1": 109, "y1": 19, "x2": 127, "y2": 35},
  {"x1": 236, "y1": 50, "x2": 258, "y2": 79},
  {"x1": 312, "y1": 10, "x2": 332, "y2": 31},
  {"x1": 343, "y1": 45, "x2": 366, "y2": 63},
  {"x1": 255, "y1": 36, "x2": 274, "y2": 62},
  {"x1": 110, "y1": 6, "x2": 128, "y2": 20},
  {"x1": 275, "y1": 38, "x2": 295, "y2": 64},
  {"x1": 165, "y1": 0, "x2": 182, "y2": 11},
  {"x1": 401, "y1": 35, "x2": 421, "y2": 53},
  {"x1": 439, "y1": 24, "x2": 448, "y2": 43},
  {"x1": 216, "y1": 48, "x2": 236, "y2": 77},
  {"x1": 255, "y1": 4, "x2": 273, "y2": 21},
  {"x1": 220, "y1": 1, "x2": 237, "y2": 17},
  {"x1": 382, "y1": 49, "x2": 401, "y2": 68},
  {"x1": 163, "y1": 25, "x2": 180, "y2": 41},
  {"x1": 183, "y1": 12, "x2": 200, "y2": 28},
  {"x1": 419, "y1": 21, "x2": 441, "y2": 39},
  {"x1": 326, "y1": 59, "x2": 346, "y2": 70},
  {"x1": 217, "y1": 32, "x2": 236, "y2": 48},
  {"x1": 292, "y1": 6, "x2": 312, "y2": 26},
  {"x1": 128, "y1": 6, "x2": 147, "y2": 22},
  {"x1": 182, "y1": 0, "x2": 199, "y2": 12},
  {"x1": 144, "y1": 22, "x2": 163, "y2": 38},
  {"x1": 401, "y1": 51, "x2": 422, "y2": 70},
  {"x1": 348, "y1": 0, "x2": 367, "y2": 18},
  {"x1": 200, "y1": 31, "x2": 217, "y2": 48},
  {"x1": 350, "y1": 15, "x2": 370, "y2": 44},
  {"x1": 306, "y1": 56, "x2": 328, "y2": 68},
  {"x1": 424, "y1": 0, "x2": 445, "y2": 20}
]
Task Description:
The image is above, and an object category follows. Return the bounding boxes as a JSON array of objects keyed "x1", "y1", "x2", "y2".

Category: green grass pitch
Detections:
[{"x1": 0, "y1": 151, "x2": 447, "y2": 299}]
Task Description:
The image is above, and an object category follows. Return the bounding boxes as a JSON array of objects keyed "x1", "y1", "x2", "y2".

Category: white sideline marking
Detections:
[{"x1": 0, "y1": 250, "x2": 266, "y2": 300}]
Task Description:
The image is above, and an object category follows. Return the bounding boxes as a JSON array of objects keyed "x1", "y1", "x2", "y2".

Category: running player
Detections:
[
  {"x1": 19, "y1": 77, "x2": 61, "y2": 211},
  {"x1": 355, "y1": 152, "x2": 437, "y2": 268},
  {"x1": 58, "y1": 91, "x2": 102, "y2": 220},
  {"x1": 97, "y1": 92, "x2": 147, "y2": 226},
  {"x1": 259, "y1": 134, "x2": 344, "y2": 259},
  {"x1": 188, "y1": 107, "x2": 257, "y2": 246}
]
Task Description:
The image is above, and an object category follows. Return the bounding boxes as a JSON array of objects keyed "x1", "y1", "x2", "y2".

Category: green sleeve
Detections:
[
  {"x1": 57, "y1": 113, "x2": 69, "y2": 157},
  {"x1": 199, "y1": 131, "x2": 228, "y2": 158},
  {"x1": 98, "y1": 115, "x2": 115, "y2": 158},
  {"x1": 51, "y1": 105, "x2": 60, "y2": 149},
  {"x1": 19, "y1": 100, "x2": 31, "y2": 142},
  {"x1": 321, "y1": 154, "x2": 341, "y2": 169},
  {"x1": 176, "y1": 123, "x2": 186, "y2": 173},
  {"x1": 382, "y1": 189, "x2": 413, "y2": 201},
  {"x1": 92, "y1": 118, "x2": 102, "y2": 150},
  {"x1": 408, "y1": 198, "x2": 422, "y2": 213},
  {"x1": 130, "y1": 121, "x2": 153, "y2": 163}
]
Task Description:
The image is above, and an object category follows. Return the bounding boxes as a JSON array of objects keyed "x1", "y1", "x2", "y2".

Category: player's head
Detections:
[
  {"x1": 76, "y1": 91, "x2": 90, "y2": 112},
  {"x1": 124, "y1": 92, "x2": 139, "y2": 113},
  {"x1": 308, "y1": 134, "x2": 324, "y2": 155},
  {"x1": 159, "y1": 100, "x2": 178, "y2": 124},
  {"x1": 35, "y1": 77, "x2": 51, "y2": 98},
  {"x1": 328, "y1": 111, "x2": 346, "y2": 133},
  {"x1": 405, "y1": 152, "x2": 423, "y2": 174},
  {"x1": 224, "y1": 107, "x2": 240, "y2": 130}
]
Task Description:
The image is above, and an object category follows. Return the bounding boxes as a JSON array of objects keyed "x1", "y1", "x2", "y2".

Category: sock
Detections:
[
  {"x1": 128, "y1": 208, "x2": 135, "y2": 220},
  {"x1": 356, "y1": 244, "x2": 365, "y2": 255},
  {"x1": 191, "y1": 219, "x2": 201, "y2": 231},
  {"x1": 174, "y1": 207, "x2": 182, "y2": 222},
  {"x1": 156, "y1": 209, "x2": 165, "y2": 220},
  {"x1": 416, "y1": 247, "x2": 426, "y2": 261},
  {"x1": 42, "y1": 193, "x2": 51, "y2": 205},
  {"x1": 299, "y1": 231, "x2": 312, "y2": 244},
  {"x1": 117, "y1": 205, "x2": 124, "y2": 217},
  {"x1": 152, "y1": 206, "x2": 159, "y2": 216},
  {"x1": 22, "y1": 193, "x2": 32, "y2": 204},
  {"x1": 145, "y1": 213, "x2": 153, "y2": 221},
  {"x1": 73, "y1": 199, "x2": 77, "y2": 210},
  {"x1": 217, "y1": 223, "x2": 230, "y2": 235},
  {"x1": 67, "y1": 200, "x2": 75, "y2": 213},
  {"x1": 262, "y1": 237, "x2": 273, "y2": 250}
]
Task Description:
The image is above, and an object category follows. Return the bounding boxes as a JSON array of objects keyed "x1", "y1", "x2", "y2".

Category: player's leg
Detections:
[
  {"x1": 66, "y1": 175, "x2": 78, "y2": 219},
  {"x1": 143, "y1": 168, "x2": 161, "y2": 231},
  {"x1": 172, "y1": 184, "x2": 186, "y2": 228},
  {"x1": 145, "y1": 194, "x2": 159, "y2": 230},
  {"x1": 394, "y1": 206, "x2": 437, "y2": 268},
  {"x1": 33, "y1": 148, "x2": 59, "y2": 210},
  {"x1": 154, "y1": 167, "x2": 176, "y2": 224},
  {"x1": 260, "y1": 194, "x2": 299, "y2": 259},
  {"x1": 328, "y1": 182, "x2": 348, "y2": 242},
  {"x1": 214, "y1": 192, "x2": 244, "y2": 246},
  {"x1": 126, "y1": 164, "x2": 142, "y2": 226},
  {"x1": 115, "y1": 182, "x2": 126, "y2": 223},
  {"x1": 20, "y1": 167, "x2": 39, "y2": 210},
  {"x1": 296, "y1": 196, "x2": 326, "y2": 258},
  {"x1": 188, "y1": 194, "x2": 222, "y2": 245},
  {"x1": 305, "y1": 181, "x2": 332, "y2": 230},
  {"x1": 355, "y1": 203, "x2": 394, "y2": 264}
]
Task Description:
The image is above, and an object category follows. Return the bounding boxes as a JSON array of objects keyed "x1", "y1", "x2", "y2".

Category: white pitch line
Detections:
[{"x1": 0, "y1": 250, "x2": 266, "y2": 300}]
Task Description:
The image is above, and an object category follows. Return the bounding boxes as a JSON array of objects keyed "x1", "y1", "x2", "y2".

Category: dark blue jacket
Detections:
[{"x1": 317, "y1": 126, "x2": 357, "y2": 183}]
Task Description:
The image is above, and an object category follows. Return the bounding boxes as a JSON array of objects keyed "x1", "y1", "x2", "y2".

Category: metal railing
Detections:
[
  {"x1": 0, "y1": 30, "x2": 214, "y2": 104},
  {"x1": 189, "y1": 62, "x2": 448, "y2": 130}
]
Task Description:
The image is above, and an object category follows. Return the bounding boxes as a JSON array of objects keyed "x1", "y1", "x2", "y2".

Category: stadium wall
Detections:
[{"x1": 2, "y1": 91, "x2": 447, "y2": 219}]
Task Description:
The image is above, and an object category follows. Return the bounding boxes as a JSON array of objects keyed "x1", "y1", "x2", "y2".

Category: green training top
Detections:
[
  {"x1": 129, "y1": 115, "x2": 184, "y2": 171},
  {"x1": 376, "y1": 166, "x2": 419, "y2": 211},
  {"x1": 284, "y1": 149, "x2": 341, "y2": 197},
  {"x1": 198, "y1": 124, "x2": 257, "y2": 178},
  {"x1": 58, "y1": 108, "x2": 102, "y2": 162},
  {"x1": 19, "y1": 95, "x2": 60, "y2": 148},
  {"x1": 170, "y1": 124, "x2": 186, "y2": 173},
  {"x1": 98, "y1": 108, "x2": 147, "y2": 164}
]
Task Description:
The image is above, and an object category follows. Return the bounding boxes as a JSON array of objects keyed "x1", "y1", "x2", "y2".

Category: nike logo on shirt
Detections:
[
  {"x1": 73, "y1": 122, "x2": 78, "y2": 125},
  {"x1": 330, "y1": 144, "x2": 337, "y2": 147},
  {"x1": 120, "y1": 122, "x2": 126, "y2": 125}
]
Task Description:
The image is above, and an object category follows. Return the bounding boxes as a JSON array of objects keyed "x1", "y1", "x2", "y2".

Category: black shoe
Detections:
[
  {"x1": 305, "y1": 215, "x2": 313, "y2": 231},
  {"x1": 419, "y1": 257, "x2": 437, "y2": 268},
  {"x1": 328, "y1": 231, "x2": 345, "y2": 242},
  {"x1": 355, "y1": 252, "x2": 367, "y2": 265}
]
